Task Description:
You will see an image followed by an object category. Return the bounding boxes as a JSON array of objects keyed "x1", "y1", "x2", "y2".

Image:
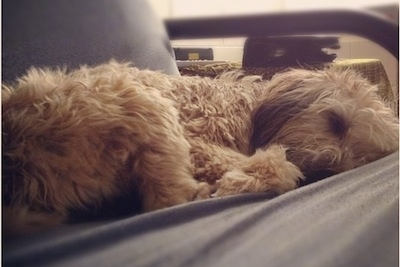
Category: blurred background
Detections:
[{"x1": 149, "y1": 0, "x2": 398, "y2": 93}]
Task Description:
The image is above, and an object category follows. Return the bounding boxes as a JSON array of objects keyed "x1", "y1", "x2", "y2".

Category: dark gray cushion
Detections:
[
  {"x1": 2, "y1": 0, "x2": 179, "y2": 83},
  {"x1": 4, "y1": 152, "x2": 398, "y2": 267}
]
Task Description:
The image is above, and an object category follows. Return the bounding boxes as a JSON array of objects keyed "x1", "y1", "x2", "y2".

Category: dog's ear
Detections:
[
  {"x1": 249, "y1": 78, "x2": 321, "y2": 153},
  {"x1": 250, "y1": 96, "x2": 306, "y2": 152}
]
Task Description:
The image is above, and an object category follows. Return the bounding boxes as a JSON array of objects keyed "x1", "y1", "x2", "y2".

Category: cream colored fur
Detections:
[{"x1": 2, "y1": 61, "x2": 398, "y2": 235}]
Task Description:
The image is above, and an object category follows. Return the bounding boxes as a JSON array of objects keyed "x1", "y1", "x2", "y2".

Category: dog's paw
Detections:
[
  {"x1": 213, "y1": 170, "x2": 258, "y2": 197},
  {"x1": 192, "y1": 182, "x2": 212, "y2": 200},
  {"x1": 214, "y1": 144, "x2": 304, "y2": 197}
]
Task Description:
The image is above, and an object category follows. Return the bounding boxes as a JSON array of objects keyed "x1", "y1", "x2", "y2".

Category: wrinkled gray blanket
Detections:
[{"x1": 4, "y1": 152, "x2": 398, "y2": 267}]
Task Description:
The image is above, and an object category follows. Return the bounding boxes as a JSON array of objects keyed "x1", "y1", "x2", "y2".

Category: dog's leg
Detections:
[
  {"x1": 189, "y1": 139, "x2": 303, "y2": 196},
  {"x1": 188, "y1": 137, "x2": 248, "y2": 187},
  {"x1": 134, "y1": 149, "x2": 210, "y2": 211},
  {"x1": 214, "y1": 144, "x2": 304, "y2": 196},
  {"x1": 131, "y1": 126, "x2": 210, "y2": 212}
]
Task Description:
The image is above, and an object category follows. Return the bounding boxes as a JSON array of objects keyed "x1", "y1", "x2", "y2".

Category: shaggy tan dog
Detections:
[{"x1": 2, "y1": 61, "x2": 398, "y2": 235}]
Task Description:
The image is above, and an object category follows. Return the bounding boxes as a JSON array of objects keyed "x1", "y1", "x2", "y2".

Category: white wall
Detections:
[
  {"x1": 149, "y1": 0, "x2": 398, "y2": 18},
  {"x1": 148, "y1": 0, "x2": 398, "y2": 91}
]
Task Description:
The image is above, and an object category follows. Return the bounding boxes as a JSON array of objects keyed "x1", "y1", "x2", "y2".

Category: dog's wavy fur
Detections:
[{"x1": 2, "y1": 61, "x2": 398, "y2": 235}]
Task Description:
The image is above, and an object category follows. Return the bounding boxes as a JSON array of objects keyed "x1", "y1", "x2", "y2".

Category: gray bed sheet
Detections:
[{"x1": 3, "y1": 152, "x2": 399, "y2": 267}]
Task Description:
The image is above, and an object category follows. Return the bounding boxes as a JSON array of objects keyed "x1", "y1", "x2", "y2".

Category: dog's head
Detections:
[{"x1": 250, "y1": 69, "x2": 399, "y2": 182}]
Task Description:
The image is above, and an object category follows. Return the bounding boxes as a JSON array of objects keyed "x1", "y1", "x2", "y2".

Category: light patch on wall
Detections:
[{"x1": 284, "y1": 0, "x2": 397, "y2": 10}]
